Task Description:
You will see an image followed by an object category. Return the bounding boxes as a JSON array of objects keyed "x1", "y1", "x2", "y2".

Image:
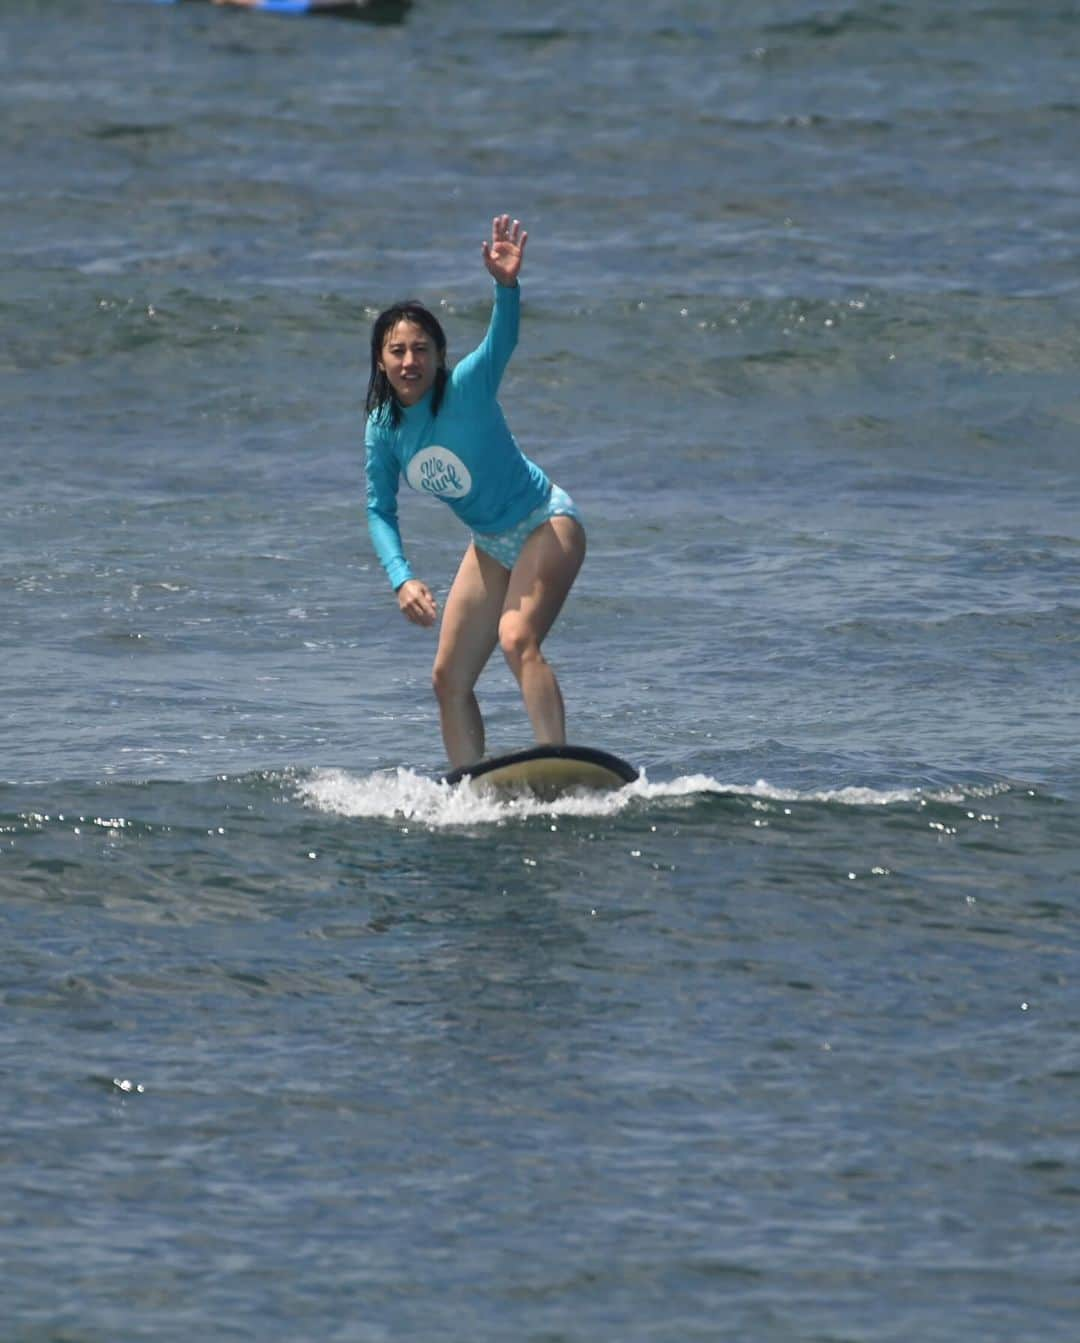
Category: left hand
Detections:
[{"x1": 481, "y1": 214, "x2": 527, "y2": 287}]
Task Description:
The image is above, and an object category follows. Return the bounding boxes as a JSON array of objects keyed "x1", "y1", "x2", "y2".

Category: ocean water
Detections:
[{"x1": 3, "y1": 1, "x2": 1079, "y2": 1339}]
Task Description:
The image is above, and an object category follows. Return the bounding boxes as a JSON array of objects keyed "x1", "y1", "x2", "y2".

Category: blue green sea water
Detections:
[{"x1": 2, "y1": 1, "x2": 1079, "y2": 1338}]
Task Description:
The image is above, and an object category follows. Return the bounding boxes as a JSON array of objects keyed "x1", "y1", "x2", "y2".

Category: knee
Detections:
[
  {"x1": 498, "y1": 611, "x2": 540, "y2": 673},
  {"x1": 432, "y1": 657, "x2": 463, "y2": 705}
]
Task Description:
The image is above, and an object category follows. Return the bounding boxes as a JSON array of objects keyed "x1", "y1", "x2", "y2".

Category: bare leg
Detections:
[
  {"x1": 499, "y1": 516, "x2": 586, "y2": 745},
  {"x1": 432, "y1": 543, "x2": 509, "y2": 768}
]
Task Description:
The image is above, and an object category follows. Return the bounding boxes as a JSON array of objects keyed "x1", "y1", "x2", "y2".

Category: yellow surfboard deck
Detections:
[{"x1": 442, "y1": 745, "x2": 637, "y2": 800}]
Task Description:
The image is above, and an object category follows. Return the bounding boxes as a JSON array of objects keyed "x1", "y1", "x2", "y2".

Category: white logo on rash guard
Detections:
[{"x1": 405, "y1": 447, "x2": 472, "y2": 500}]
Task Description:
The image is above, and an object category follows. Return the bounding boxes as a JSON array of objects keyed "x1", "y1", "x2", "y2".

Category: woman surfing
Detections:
[{"x1": 364, "y1": 215, "x2": 586, "y2": 771}]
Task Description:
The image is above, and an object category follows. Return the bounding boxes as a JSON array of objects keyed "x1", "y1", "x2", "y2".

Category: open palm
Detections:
[{"x1": 482, "y1": 214, "x2": 527, "y2": 286}]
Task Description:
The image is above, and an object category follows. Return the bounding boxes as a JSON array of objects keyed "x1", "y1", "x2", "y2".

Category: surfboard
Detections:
[
  {"x1": 153, "y1": 0, "x2": 411, "y2": 21},
  {"x1": 442, "y1": 744, "x2": 637, "y2": 800}
]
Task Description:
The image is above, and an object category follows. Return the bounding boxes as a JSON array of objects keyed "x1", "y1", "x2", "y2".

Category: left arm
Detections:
[
  {"x1": 454, "y1": 215, "x2": 528, "y2": 397},
  {"x1": 481, "y1": 214, "x2": 527, "y2": 287}
]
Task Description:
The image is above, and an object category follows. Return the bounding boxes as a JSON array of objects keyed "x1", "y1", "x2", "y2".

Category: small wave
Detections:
[
  {"x1": 295, "y1": 767, "x2": 985, "y2": 828},
  {"x1": 633, "y1": 776, "x2": 977, "y2": 808}
]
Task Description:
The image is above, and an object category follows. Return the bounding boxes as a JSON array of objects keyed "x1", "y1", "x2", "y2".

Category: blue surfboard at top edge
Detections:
[{"x1": 147, "y1": 0, "x2": 409, "y2": 18}]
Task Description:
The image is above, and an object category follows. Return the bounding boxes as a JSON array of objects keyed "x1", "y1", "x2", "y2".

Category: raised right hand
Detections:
[{"x1": 396, "y1": 578, "x2": 438, "y2": 627}]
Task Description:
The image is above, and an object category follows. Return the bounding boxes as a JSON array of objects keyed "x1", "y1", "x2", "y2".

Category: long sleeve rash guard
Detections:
[{"x1": 365, "y1": 282, "x2": 550, "y2": 591}]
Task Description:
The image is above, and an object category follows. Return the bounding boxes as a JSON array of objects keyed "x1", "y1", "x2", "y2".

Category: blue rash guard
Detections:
[{"x1": 365, "y1": 282, "x2": 550, "y2": 591}]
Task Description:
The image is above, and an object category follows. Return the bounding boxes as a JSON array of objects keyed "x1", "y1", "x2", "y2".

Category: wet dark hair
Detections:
[{"x1": 365, "y1": 301, "x2": 449, "y2": 427}]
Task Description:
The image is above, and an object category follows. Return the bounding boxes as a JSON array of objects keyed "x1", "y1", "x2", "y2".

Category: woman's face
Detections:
[{"x1": 378, "y1": 319, "x2": 442, "y2": 406}]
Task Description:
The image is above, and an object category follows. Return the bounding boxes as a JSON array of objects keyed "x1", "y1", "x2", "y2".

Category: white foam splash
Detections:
[
  {"x1": 296, "y1": 766, "x2": 643, "y2": 827},
  {"x1": 295, "y1": 767, "x2": 970, "y2": 828}
]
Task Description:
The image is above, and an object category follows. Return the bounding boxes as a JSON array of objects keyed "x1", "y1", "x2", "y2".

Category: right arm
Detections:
[{"x1": 365, "y1": 427, "x2": 438, "y2": 627}]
